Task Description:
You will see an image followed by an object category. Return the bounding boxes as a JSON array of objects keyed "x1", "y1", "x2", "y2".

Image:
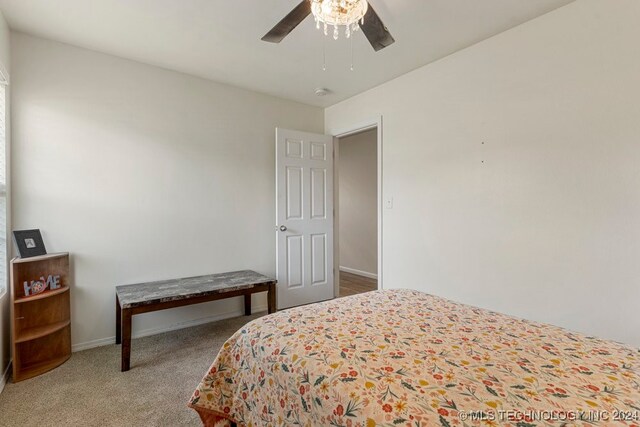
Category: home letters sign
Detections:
[{"x1": 23, "y1": 275, "x2": 61, "y2": 297}]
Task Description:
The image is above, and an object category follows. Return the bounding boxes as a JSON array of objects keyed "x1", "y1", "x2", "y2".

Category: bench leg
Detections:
[
  {"x1": 244, "y1": 294, "x2": 251, "y2": 316},
  {"x1": 268, "y1": 283, "x2": 276, "y2": 314},
  {"x1": 121, "y1": 309, "x2": 132, "y2": 372},
  {"x1": 116, "y1": 295, "x2": 122, "y2": 345}
]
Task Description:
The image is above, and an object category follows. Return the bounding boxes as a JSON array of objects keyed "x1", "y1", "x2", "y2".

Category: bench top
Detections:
[{"x1": 116, "y1": 270, "x2": 276, "y2": 309}]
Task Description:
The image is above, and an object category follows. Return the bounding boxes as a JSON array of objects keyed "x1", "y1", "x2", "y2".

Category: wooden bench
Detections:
[{"x1": 115, "y1": 270, "x2": 277, "y2": 372}]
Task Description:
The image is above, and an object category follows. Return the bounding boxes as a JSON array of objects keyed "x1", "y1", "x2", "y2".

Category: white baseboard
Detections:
[
  {"x1": 0, "y1": 361, "x2": 11, "y2": 394},
  {"x1": 73, "y1": 336, "x2": 115, "y2": 352},
  {"x1": 72, "y1": 304, "x2": 268, "y2": 352},
  {"x1": 339, "y1": 266, "x2": 378, "y2": 280}
]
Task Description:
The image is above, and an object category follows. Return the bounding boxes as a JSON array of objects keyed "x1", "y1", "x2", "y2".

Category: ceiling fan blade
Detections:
[
  {"x1": 360, "y1": 3, "x2": 395, "y2": 52},
  {"x1": 262, "y1": 1, "x2": 312, "y2": 43}
]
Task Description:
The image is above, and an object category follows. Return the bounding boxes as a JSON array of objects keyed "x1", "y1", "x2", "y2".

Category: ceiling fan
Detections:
[{"x1": 262, "y1": 0, "x2": 395, "y2": 52}]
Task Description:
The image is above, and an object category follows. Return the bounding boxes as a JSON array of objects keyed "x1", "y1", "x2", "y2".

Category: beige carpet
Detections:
[{"x1": 0, "y1": 313, "x2": 264, "y2": 427}]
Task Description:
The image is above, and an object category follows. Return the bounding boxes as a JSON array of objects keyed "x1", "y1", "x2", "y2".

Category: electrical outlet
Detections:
[{"x1": 385, "y1": 197, "x2": 394, "y2": 209}]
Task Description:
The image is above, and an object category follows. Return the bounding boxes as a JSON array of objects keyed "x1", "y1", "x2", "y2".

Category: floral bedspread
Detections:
[{"x1": 189, "y1": 289, "x2": 640, "y2": 426}]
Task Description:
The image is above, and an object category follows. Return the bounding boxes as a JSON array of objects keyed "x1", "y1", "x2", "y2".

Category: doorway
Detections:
[
  {"x1": 336, "y1": 127, "x2": 379, "y2": 297},
  {"x1": 275, "y1": 122, "x2": 382, "y2": 309}
]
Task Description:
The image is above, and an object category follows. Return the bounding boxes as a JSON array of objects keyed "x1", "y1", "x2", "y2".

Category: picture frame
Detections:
[{"x1": 13, "y1": 229, "x2": 48, "y2": 258}]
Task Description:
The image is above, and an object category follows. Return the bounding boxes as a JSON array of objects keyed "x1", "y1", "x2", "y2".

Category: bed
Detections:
[{"x1": 188, "y1": 289, "x2": 640, "y2": 426}]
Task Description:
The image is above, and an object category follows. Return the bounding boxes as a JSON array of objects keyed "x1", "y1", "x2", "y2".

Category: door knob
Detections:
[{"x1": 279, "y1": 225, "x2": 287, "y2": 232}]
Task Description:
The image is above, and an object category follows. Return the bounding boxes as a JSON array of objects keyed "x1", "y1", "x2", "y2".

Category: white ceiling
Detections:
[{"x1": 0, "y1": 0, "x2": 575, "y2": 107}]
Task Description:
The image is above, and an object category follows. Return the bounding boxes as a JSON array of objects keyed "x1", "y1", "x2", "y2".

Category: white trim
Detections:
[
  {"x1": 339, "y1": 266, "x2": 377, "y2": 280},
  {"x1": 332, "y1": 119, "x2": 379, "y2": 139},
  {"x1": 0, "y1": 360, "x2": 11, "y2": 394},
  {"x1": 72, "y1": 304, "x2": 268, "y2": 352},
  {"x1": 332, "y1": 116, "x2": 384, "y2": 295},
  {"x1": 72, "y1": 336, "x2": 115, "y2": 352}
]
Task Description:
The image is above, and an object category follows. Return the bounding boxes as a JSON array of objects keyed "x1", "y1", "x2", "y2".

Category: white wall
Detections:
[
  {"x1": 338, "y1": 129, "x2": 377, "y2": 277},
  {"x1": 10, "y1": 33, "x2": 323, "y2": 349},
  {"x1": 0, "y1": 9, "x2": 9, "y2": 388},
  {"x1": 326, "y1": 0, "x2": 640, "y2": 347}
]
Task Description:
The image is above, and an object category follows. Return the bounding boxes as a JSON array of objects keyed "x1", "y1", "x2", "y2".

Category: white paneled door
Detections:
[{"x1": 276, "y1": 128, "x2": 334, "y2": 309}]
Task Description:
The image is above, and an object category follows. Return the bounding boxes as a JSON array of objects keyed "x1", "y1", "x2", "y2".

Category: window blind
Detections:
[{"x1": 0, "y1": 83, "x2": 6, "y2": 295}]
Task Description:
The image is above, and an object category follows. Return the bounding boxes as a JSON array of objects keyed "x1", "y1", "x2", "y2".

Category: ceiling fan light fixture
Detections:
[{"x1": 310, "y1": 0, "x2": 368, "y2": 39}]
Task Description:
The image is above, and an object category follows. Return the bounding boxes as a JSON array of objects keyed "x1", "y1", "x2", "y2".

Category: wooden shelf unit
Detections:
[
  {"x1": 10, "y1": 252, "x2": 71, "y2": 382},
  {"x1": 14, "y1": 285, "x2": 70, "y2": 304}
]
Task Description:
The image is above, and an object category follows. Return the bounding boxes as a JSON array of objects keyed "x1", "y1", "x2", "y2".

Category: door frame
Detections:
[{"x1": 332, "y1": 116, "x2": 383, "y2": 297}]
